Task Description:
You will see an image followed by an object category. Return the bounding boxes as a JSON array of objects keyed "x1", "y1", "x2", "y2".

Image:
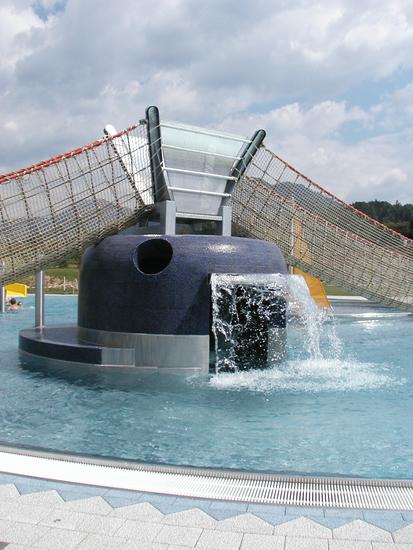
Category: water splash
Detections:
[
  {"x1": 210, "y1": 358, "x2": 395, "y2": 393},
  {"x1": 287, "y1": 274, "x2": 342, "y2": 360},
  {"x1": 210, "y1": 273, "x2": 399, "y2": 392},
  {"x1": 211, "y1": 273, "x2": 287, "y2": 372}
]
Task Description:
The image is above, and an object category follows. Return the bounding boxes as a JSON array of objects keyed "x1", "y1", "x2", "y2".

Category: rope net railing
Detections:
[
  {"x1": 0, "y1": 121, "x2": 154, "y2": 286},
  {"x1": 2, "y1": 119, "x2": 413, "y2": 311},
  {"x1": 232, "y1": 146, "x2": 413, "y2": 311}
]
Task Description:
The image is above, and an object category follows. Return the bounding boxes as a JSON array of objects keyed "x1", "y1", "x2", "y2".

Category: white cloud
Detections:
[
  {"x1": 0, "y1": 2, "x2": 44, "y2": 75},
  {"x1": 1, "y1": 0, "x2": 413, "y2": 204}
]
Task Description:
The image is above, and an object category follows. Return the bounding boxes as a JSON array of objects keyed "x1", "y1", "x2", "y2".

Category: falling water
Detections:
[
  {"x1": 210, "y1": 273, "x2": 396, "y2": 392},
  {"x1": 210, "y1": 273, "x2": 287, "y2": 373},
  {"x1": 287, "y1": 274, "x2": 342, "y2": 360}
]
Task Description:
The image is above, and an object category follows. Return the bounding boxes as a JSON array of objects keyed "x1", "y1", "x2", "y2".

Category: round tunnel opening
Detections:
[{"x1": 136, "y1": 239, "x2": 173, "y2": 274}]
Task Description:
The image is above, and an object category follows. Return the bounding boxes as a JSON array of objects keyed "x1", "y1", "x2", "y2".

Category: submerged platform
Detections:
[
  {"x1": 19, "y1": 325, "x2": 135, "y2": 368},
  {"x1": 19, "y1": 324, "x2": 208, "y2": 373}
]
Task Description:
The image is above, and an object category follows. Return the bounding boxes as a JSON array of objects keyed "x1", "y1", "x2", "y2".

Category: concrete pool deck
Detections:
[{"x1": 0, "y1": 472, "x2": 413, "y2": 549}]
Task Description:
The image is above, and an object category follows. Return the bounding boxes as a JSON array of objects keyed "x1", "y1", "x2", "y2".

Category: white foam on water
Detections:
[
  {"x1": 209, "y1": 358, "x2": 397, "y2": 393},
  {"x1": 210, "y1": 273, "x2": 403, "y2": 393}
]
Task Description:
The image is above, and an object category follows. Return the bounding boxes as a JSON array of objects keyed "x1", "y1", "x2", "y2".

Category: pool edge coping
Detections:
[{"x1": 1, "y1": 443, "x2": 413, "y2": 511}]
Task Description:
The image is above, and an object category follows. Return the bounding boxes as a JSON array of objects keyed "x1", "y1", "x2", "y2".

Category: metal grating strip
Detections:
[{"x1": 0, "y1": 445, "x2": 413, "y2": 511}]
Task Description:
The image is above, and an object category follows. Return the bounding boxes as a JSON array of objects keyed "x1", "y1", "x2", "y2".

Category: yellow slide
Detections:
[
  {"x1": 291, "y1": 216, "x2": 330, "y2": 308},
  {"x1": 292, "y1": 267, "x2": 330, "y2": 309},
  {"x1": 5, "y1": 283, "x2": 28, "y2": 299}
]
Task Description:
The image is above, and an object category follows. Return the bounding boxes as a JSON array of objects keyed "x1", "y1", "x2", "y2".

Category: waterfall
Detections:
[
  {"x1": 210, "y1": 274, "x2": 397, "y2": 394},
  {"x1": 211, "y1": 273, "x2": 341, "y2": 373},
  {"x1": 211, "y1": 273, "x2": 287, "y2": 373},
  {"x1": 287, "y1": 275, "x2": 342, "y2": 360}
]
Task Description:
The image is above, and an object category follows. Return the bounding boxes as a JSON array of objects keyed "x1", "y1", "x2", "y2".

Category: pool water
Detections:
[{"x1": 0, "y1": 295, "x2": 412, "y2": 480}]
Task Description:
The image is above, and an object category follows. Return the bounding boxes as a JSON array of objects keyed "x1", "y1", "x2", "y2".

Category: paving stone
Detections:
[
  {"x1": 115, "y1": 519, "x2": 163, "y2": 541},
  {"x1": 241, "y1": 532, "x2": 285, "y2": 549},
  {"x1": 64, "y1": 485, "x2": 107, "y2": 497},
  {"x1": 251, "y1": 511, "x2": 290, "y2": 526},
  {"x1": 139, "y1": 494, "x2": 178, "y2": 513},
  {"x1": 285, "y1": 537, "x2": 329, "y2": 549},
  {"x1": 57, "y1": 487, "x2": 108, "y2": 501},
  {"x1": 37, "y1": 481, "x2": 88, "y2": 494},
  {"x1": 75, "y1": 513, "x2": 125, "y2": 536},
  {"x1": 154, "y1": 524, "x2": 202, "y2": 547},
  {"x1": 247, "y1": 504, "x2": 286, "y2": 515},
  {"x1": 173, "y1": 497, "x2": 213, "y2": 512},
  {"x1": 132, "y1": 544, "x2": 168, "y2": 550},
  {"x1": 162, "y1": 508, "x2": 217, "y2": 529},
  {"x1": 208, "y1": 501, "x2": 248, "y2": 513},
  {"x1": 39, "y1": 508, "x2": 86, "y2": 530},
  {"x1": 32, "y1": 527, "x2": 87, "y2": 549},
  {"x1": 0, "y1": 484, "x2": 19, "y2": 501},
  {"x1": 103, "y1": 491, "x2": 143, "y2": 507},
  {"x1": 0, "y1": 545, "x2": 32, "y2": 550},
  {"x1": 150, "y1": 502, "x2": 184, "y2": 516},
  {"x1": 196, "y1": 528, "x2": 243, "y2": 549},
  {"x1": 13, "y1": 481, "x2": 50, "y2": 496},
  {"x1": 0, "y1": 474, "x2": 18, "y2": 485},
  {"x1": 110, "y1": 501, "x2": 164, "y2": 522},
  {"x1": 373, "y1": 543, "x2": 413, "y2": 549},
  {"x1": 333, "y1": 520, "x2": 393, "y2": 542},
  {"x1": 76, "y1": 534, "x2": 135, "y2": 550},
  {"x1": 364, "y1": 512, "x2": 404, "y2": 523},
  {"x1": 286, "y1": 506, "x2": 325, "y2": 517},
  {"x1": 103, "y1": 495, "x2": 143, "y2": 508},
  {"x1": 208, "y1": 508, "x2": 246, "y2": 521},
  {"x1": 143, "y1": 494, "x2": 177, "y2": 506},
  {"x1": 18, "y1": 490, "x2": 64, "y2": 507},
  {"x1": 364, "y1": 512, "x2": 407, "y2": 533},
  {"x1": 216, "y1": 512, "x2": 273, "y2": 534},
  {"x1": 273, "y1": 517, "x2": 332, "y2": 539},
  {"x1": 394, "y1": 523, "x2": 413, "y2": 543},
  {"x1": 0, "y1": 501, "x2": 20, "y2": 518},
  {"x1": 329, "y1": 541, "x2": 373, "y2": 550},
  {"x1": 0, "y1": 521, "x2": 50, "y2": 546},
  {"x1": 3, "y1": 503, "x2": 52, "y2": 525},
  {"x1": 325, "y1": 509, "x2": 365, "y2": 520},
  {"x1": 57, "y1": 490, "x2": 98, "y2": 502},
  {"x1": 59, "y1": 496, "x2": 112, "y2": 515},
  {"x1": 317, "y1": 516, "x2": 355, "y2": 529}
]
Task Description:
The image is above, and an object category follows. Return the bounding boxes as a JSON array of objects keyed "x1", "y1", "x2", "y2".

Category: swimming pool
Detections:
[{"x1": 0, "y1": 295, "x2": 412, "y2": 480}]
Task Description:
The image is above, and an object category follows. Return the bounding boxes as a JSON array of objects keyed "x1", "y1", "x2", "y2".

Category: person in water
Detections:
[{"x1": 8, "y1": 298, "x2": 19, "y2": 311}]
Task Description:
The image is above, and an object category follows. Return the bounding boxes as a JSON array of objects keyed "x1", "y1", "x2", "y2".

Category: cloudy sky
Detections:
[{"x1": 1, "y1": 0, "x2": 413, "y2": 202}]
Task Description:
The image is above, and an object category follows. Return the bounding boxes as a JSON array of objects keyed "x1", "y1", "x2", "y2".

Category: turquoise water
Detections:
[{"x1": 0, "y1": 295, "x2": 412, "y2": 480}]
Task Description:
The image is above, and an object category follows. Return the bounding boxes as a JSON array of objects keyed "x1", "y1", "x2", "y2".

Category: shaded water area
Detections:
[{"x1": 0, "y1": 286, "x2": 412, "y2": 480}]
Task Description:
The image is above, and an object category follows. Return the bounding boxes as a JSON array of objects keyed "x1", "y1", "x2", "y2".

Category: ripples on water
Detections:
[{"x1": 0, "y1": 290, "x2": 412, "y2": 479}]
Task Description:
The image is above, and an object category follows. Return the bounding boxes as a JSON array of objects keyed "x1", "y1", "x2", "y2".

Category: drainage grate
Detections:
[{"x1": 1, "y1": 444, "x2": 413, "y2": 511}]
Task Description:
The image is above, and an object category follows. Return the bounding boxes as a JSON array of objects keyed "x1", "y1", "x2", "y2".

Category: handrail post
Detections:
[
  {"x1": 35, "y1": 271, "x2": 45, "y2": 328},
  {"x1": 0, "y1": 286, "x2": 5, "y2": 313}
]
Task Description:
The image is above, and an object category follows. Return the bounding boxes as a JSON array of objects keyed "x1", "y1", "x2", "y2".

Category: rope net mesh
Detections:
[
  {"x1": 233, "y1": 146, "x2": 413, "y2": 310},
  {"x1": 0, "y1": 122, "x2": 153, "y2": 286},
  {"x1": 1, "y1": 120, "x2": 412, "y2": 311}
]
